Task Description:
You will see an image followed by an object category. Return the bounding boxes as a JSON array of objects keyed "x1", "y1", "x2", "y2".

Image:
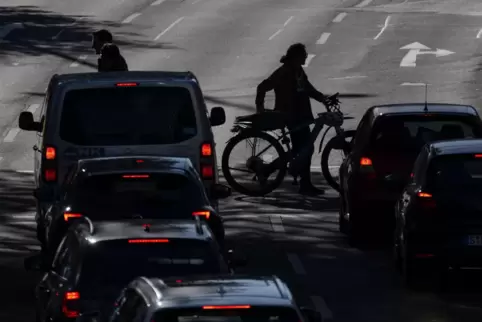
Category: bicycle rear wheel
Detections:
[
  {"x1": 221, "y1": 131, "x2": 287, "y2": 197},
  {"x1": 321, "y1": 130, "x2": 356, "y2": 192}
]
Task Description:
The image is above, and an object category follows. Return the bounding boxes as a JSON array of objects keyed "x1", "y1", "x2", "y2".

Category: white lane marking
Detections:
[
  {"x1": 269, "y1": 29, "x2": 283, "y2": 40},
  {"x1": 401, "y1": 82, "x2": 426, "y2": 86},
  {"x1": 374, "y1": 15, "x2": 391, "y2": 40},
  {"x1": 16, "y1": 170, "x2": 34, "y2": 173},
  {"x1": 70, "y1": 55, "x2": 88, "y2": 67},
  {"x1": 332, "y1": 12, "x2": 347, "y2": 23},
  {"x1": 302, "y1": 54, "x2": 315, "y2": 67},
  {"x1": 3, "y1": 128, "x2": 20, "y2": 142},
  {"x1": 122, "y1": 12, "x2": 142, "y2": 24},
  {"x1": 284, "y1": 16, "x2": 294, "y2": 26},
  {"x1": 0, "y1": 23, "x2": 24, "y2": 43},
  {"x1": 155, "y1": 17, "x2": 185, "y2": 40},
  {"x1": 477, "y1": 29, "x2": 482, "y2": 39},
  {"x1": 287, "y1": 253, "x2": 306, "y2": 275},
  {"x1": 311, "y1": 295, "x2": 334, "y2": 320},
  {"x1": 270, "y1": 215, "x2": 285, "y2": 232},
  {"x1": 329, "y1": 75, "x2": 367, "y2": 80},
  {"x1": 27, "y1": 104, "x2": 40, "y2": 113},
  {"x1": 355, "y1": 0, "x2": 372, "y2": 8},
  {"x1": 151, "y1": 0, "x2": 166, "y2": 5},
  {"x1": 316, "y1": 32, "x2": 330, "y2": 45}
]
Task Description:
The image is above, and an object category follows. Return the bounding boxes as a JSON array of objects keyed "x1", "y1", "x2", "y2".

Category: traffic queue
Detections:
[{"x1": 19, "y1": 71, "x2": 324, "y2": 322}]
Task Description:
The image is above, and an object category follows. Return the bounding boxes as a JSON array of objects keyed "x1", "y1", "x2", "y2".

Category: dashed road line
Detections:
[
  {"x1": 374, "y1": 15, "x2": 391, "y2": 40},
  {"x1": 27, "y1": 103, "x2": 40, "y2": 114},
  {"x1": 287, "y1": 253, "x2": 306, "y2": 275},
  {"x1": 155, "y1": 17, "x2": 185, "y2": 40},
  {"x1": 284, "y1": 16, "x2": 294, "y2": 26},
  {"x1": 311, "y1": 295, "x2": 334, "y2": 321},
  {"x1": 401, "y1": 82, "x2": 426, "y2": 86},
  {"x1": 3, "y1": 128, "x2": 20, "y2": 142},
  {"x1": 332, "y1": 12, "x2": 347, "y2": 23},
  {"x1": 70, "y1": 55, "x2": 88, "y2": 67},
  {"x1": 303, "y1": 54, "x2": 315, "y2": 68},
  {"x1": 151, "y1": 0, "x2": 166, "y2": 5},
  {"x1": 355, "y1": 0, "x2": 372, "y2": 8},
  {"x1": 316, "y1": 32, "x2": 330, "y2": 45},
  {"x1": 477, "y1": 28, "x2": 482, "y2": 39},
  {"x1": 16, "y1": 170, "x2": 34, "y2": 174},
  {"x1": 269, "y1": 29, "x2": 283, "y2": 40},
  {"x1": 122, "y1": 12, "x2": 142, "y2": 24},
  {"x1": 270, "y1": 215, "x2": 285, "y2": 232}
]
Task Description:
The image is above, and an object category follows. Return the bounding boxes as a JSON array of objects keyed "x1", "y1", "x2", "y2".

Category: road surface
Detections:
[{"x1": 1, "y1": 0, "x2": 482, "y2": 321}]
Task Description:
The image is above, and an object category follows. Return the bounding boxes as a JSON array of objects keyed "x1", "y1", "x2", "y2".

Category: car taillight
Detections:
[
  {"x1": 128, "y1": 239, "x2": 169, "y2": 243},
  {"x1": 417, "y1": 191, "x2": 436, "y2": 208},
  {"x1": 62, "y1": 291, "x2": 80, "y2": 318},
  {"x1": 200, "y1": 142, "x2": 215, "y2": 180},
  {"x1": 43, "y1": 145, "x2": 57, "y2": 183},
  {"x1": 193, "y1": 210, "x2": 210, "y2": 220},
  {"x1": 360, "y1": 157, "x2": 372, "y2": 166},
  {"x1": 203, "y1": 305, "x2": 251, "y2": 310},
  {"x1": 122, "y1": 174, "x2": 150, "y2": 179},
  {"x1": 64, "y1": 213, "x2": 82, "y2": 221},
  {"x1": 359, "y1": 156, "x2": 376, "y2": 179}
]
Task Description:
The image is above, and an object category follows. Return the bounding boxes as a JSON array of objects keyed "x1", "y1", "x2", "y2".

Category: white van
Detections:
[{"x1": 19, "y1": 71, "x2": 226, "y2": 219}]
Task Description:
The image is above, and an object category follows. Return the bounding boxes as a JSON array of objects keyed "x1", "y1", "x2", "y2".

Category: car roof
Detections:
[
  {"x1": 73, "y1": 218, "x2": 212, "y2": 243},
  {"x1": 429, "y1": 139, "x2": 482, "y2": 156},
  {"x1": 75, "y1": 156, "x2": 196, "y2": 176},
  {"x1": 133, "y1": 275, "x2": 295, "y2": 309},
  {"x1": 369, "y1": 103, "x2": 479, "y2": 118},
  {"x1": 51, "y1": 71, "x2": 199, "y2": 85}
]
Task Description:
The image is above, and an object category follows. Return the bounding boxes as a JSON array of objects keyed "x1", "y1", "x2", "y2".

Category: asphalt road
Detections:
[{"x1": 2, "y1": 0, "x2": 482, "y2": 321}]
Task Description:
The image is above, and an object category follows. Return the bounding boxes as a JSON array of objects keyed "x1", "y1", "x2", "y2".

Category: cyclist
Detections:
[
  {"x1": 255, "y1": 43, "x2": 329, "y2": 195},
  {"x1": 98, "y1": 43, "x2": 129, "y2": 72}
]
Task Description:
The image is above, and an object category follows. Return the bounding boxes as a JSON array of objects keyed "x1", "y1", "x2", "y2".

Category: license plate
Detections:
[{"x1": 468, "y1": 235, "x2": 482, "y2": 246}]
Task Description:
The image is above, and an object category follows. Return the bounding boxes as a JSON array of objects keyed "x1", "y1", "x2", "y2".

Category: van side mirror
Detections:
[
  {"x1": 300, "y1": 307, "x2": 322, "y2": 322},
  {"x1": 33, "y1": 188, "x2": 55, "y2": 203},
  {"x1": 211, "y1": 184, "x2": 231, "y2": 199},
  {"x1": 210, "y1": 106, "x2": 226, "y2": 126},
  {"x1": 19, "y1": 111, "x2": 42, "y2": 132}
]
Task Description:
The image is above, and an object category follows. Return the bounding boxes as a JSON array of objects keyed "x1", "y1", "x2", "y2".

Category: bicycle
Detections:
[{"x1": 221, "y1": 93, "x2": 356, "y2": 196}]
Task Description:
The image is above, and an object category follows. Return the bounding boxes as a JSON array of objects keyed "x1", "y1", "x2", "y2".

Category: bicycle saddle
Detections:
[{"x1": 235, "y1": 111, "x2": 287, "y2": 131}]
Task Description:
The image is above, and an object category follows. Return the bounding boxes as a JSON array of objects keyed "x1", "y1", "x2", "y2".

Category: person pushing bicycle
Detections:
[{"x1": 255, "y1": 43, "x2": 330, "y2": 195}]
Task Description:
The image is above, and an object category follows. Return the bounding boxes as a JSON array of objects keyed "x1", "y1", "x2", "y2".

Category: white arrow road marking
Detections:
[
  {"x1": 0, "y1": 23, "x2": 24, "y2": 42},
  {"x1": 400, "y1": 42, "x2": 454, "y2": 67}
]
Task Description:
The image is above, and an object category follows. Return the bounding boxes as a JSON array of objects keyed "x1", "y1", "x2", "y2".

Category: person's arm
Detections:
[
  {"x1": 302, "y1": 71, "x2": 327, "y2": 103},
  {"x1": 255, "y1": 68, "x2": 282, "y2": 113}
]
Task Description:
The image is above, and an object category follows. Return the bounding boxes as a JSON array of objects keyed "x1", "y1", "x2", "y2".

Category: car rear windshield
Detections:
[
  {"x1": 426, "y1": 154, "x2": 482, "y2": 190},
  {"x1": 59, "y1": 86, "x2": 197, "y2": 146},
  {"x1": 71, "y1": 172, "x2": 206, "y2": 218},
  {"x1": 152, "y1": 306, "x2": 300, "y2": 322},
  {"x1": 80, "y1": 240, "x2": 225, "y2": 286}
]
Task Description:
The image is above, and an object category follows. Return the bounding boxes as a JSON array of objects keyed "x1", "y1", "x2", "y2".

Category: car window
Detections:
[
  {"x1": 79, "y1": 239, "x2": 227, "y2": 287},
  {"x1": 59, "y1": 86, "x2": 197, "y2": 146},
  {"x1": 426, "y1": 154, "x2": 482, "y2": 191},
  {"x1": 70, "y1": 172, "x2": 206, "y2": 218},
  {"x1": 153, "y1": 306, "x2": 300, "y2": 322}
]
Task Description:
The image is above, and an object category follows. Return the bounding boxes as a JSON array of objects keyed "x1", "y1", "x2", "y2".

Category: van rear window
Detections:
[{"x1": 59, "y1": 86, "x2": 197, "y2": 146}]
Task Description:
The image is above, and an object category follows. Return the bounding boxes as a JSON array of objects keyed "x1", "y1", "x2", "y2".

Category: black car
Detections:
[
  {"x1": 338, "y1": 103, "x2": 482, "y2": 244},
  {"x1": 34, "y1": 156, "x2": 231, "y2": 254},
  {"x1": 25, "y1": 216, "x2": 246, "y2": 322},
  {"x1": 394, "y1": 139, "x2": 482, "y2": 287}
]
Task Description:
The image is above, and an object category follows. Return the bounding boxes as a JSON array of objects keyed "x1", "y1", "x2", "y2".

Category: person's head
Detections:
[
  {"x1": 92, "y1": 29, "x2": 113, "y2": 54},
  {"x1": 280, "y1": 43, "x2": 308, "y2": 67}
]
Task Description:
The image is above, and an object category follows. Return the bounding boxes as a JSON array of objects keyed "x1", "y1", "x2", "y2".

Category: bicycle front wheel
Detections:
[
  {"x1": 221, "y1": 131, "x2": 287, "y2": 197},
  {"x1": 321, "y1": 130, "x2": 356, "y2": 192}
]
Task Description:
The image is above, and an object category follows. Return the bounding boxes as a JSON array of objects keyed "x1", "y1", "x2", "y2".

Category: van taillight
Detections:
[
  {"x1": 359, "y1": 156, "x2": 375, "y2": 179},
  {"x1": 200, "y1": 142, "x2": 215, "y2": 180},
  {"x1": 360, "y1": 157, "x2": 372, "y2": 166},
  {"x1": 62, "y1": 291, "x2": 80, "y2": 318},
  {"x1": 193, "y1": 210, "x2": 211, "y2": 220},
  {"x1": 43, "y1": 145, "x2": 57, "y2": 183},
  {"x1": 417, "y1": 191, "x2": 436, "y2": 209}
]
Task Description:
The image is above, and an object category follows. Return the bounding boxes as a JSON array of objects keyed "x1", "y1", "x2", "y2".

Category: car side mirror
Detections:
[
  {"x1": 210, "y1": 106, "x2": 226, "y2": 126},
  {"x1": 300, "y1": 307, "x2": 322, "y2": 322},
  {"x1": 211, "y1": 184, "x2": 231, "y2": 199},
  {"x1": 19, "y1": 111, "x2": 42, "y2": 132},
  {"x1": 227, "y1": 249, "x2": 248, "y2": 267},
  {"x1": 24, "y1": 254, "x2": 50, "y2": 272},
  {"x1": 33, "y1": 188, "x2": 55, "y2": 203}
]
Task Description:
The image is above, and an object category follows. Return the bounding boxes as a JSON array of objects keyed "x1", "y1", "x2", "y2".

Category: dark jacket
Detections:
[
  {"x1": 255, "y1": 64, "x2": 324, "y2": 123},
  {"x1": 97, "y1": 55, "x2": 128, "y2": 72}
]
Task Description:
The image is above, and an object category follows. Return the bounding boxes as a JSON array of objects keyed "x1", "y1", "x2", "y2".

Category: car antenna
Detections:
[{"x1": 423, "y1": 83, "x2": 429, "y2": 113}]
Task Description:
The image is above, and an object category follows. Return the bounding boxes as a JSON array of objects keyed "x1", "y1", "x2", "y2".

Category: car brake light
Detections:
[
  {"x1": 122, "y1": 174, "x2": 150, "y2": 178},
  {"x1": 136, "y1": 159, "x2": 144, "y2": 163},
  {"x1": 44, "y1": 169, "x2": 57, "y2": 181},
  {"x1": 203, "y1": 305, "x2": 251, "y2": 310},
  {"x1": 64, "y1": 213, "x2": 82, "y2": 221},
  {"x1": 62, "y1": 291, "x2": 80, "y2": 318},
  {"x1": 116, "y1": 82, "x2": 138, "y2": 87},
  {"x1": 128, "y1": 239, "x2": 169, "y2": 243},
  {"x1": 202, "y1": 165, "x2": 214, "y2": 179},
  {"x1": 417, "y1": 192, "x2": 432, "y2": 198},
  {"x1": 201, "y1": 143, "x2": 212, "y2": 157},
  {"x1": 45, "y1": 146, "x2": 56, "y2": 160},
  {"x1": 360, "y1": 157, "x2": 372, "y2": 166},
  {"x1": 417, "y1": 191, "x2": 436, "y2": 208},
  {"x1": 193, "y1": 211, "x2": 210, "y2": 220},
  {"x1": 475, "y1": 154, "x2": 482, "y2": 158}
]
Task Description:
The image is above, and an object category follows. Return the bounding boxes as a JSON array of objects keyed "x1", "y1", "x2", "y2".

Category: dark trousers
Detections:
[{"x1": 288, "y1": 123, "x2": 313, "y2": 185}]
